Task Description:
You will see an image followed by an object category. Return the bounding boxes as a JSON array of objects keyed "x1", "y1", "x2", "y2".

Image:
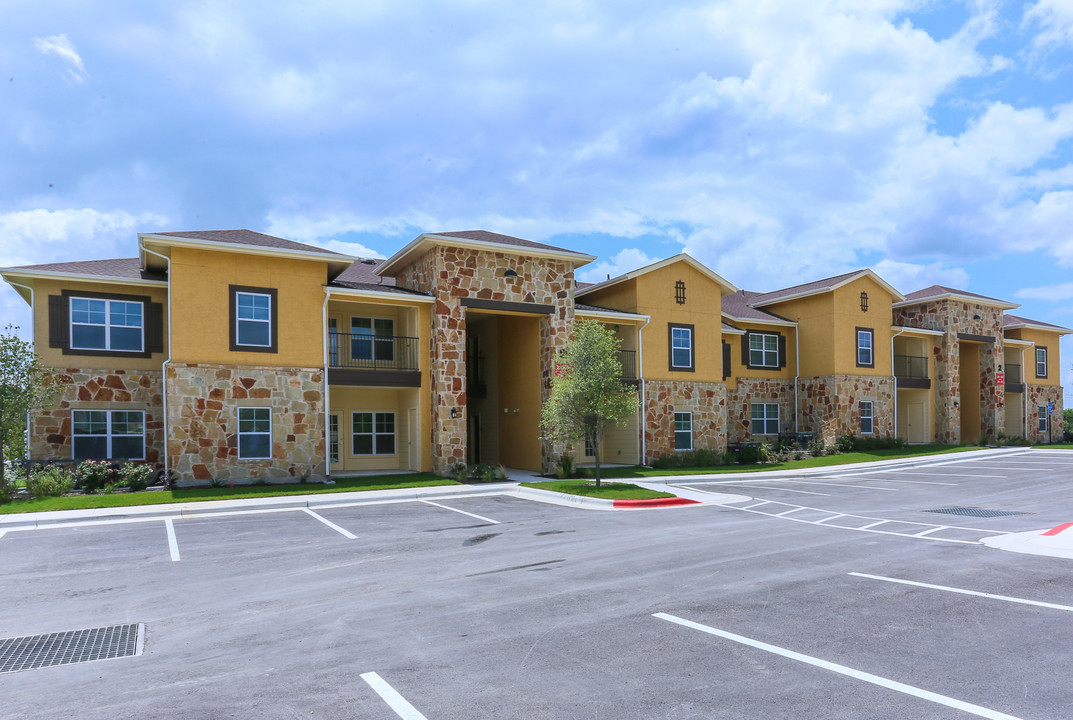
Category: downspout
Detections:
[
  {"x1": 637, "y1": 315, "x2": 651, "y2": 465},
  {"x1": 142, "y1": 248, "x2": 172, "y2": 477},
  {"x1": 322, "y1": 287, "x2": 331, "y2": 479},
  {"x1": 891, "y1": 326, "x2": 907, "y2": 439},
  {"x1": 1021, "y1": 345, "x2": 1028, "y2": 439},
  {"x1": 9, "y1": 281, "x2": 34, "y2": 461},
  {"x1": 793, "y1": 323, "x2": 800, "y2": 434}
]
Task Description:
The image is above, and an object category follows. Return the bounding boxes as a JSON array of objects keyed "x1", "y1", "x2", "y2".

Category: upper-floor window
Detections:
[
  {"x1": 352, "y1": 317, "x2": 395, "y2": 362},
  {"x1": 748, "y1": 333, "x2": 779, "y2": 368},
  {"x1": 856, "y1": 328, "x2": 874, "y2": 367},
  {"x1": 229, "y1": 285, "x2": 278, "y2": 352},
  {"x1": 668, "y1": 324, "x2": 694, "y2": 371},
  {"x1": 70, "y1": 297, "x2": 143, "y2": 352},
  {"x1": 1036, "y1": 347, "x2": 1048, "y2": 378}
]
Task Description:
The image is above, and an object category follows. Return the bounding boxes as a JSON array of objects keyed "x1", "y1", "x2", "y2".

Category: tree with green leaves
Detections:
[
  {"x1": 540, "y1": 319, "x2": 639, "y2": 486},
  {"x1": 0, "y1": 326, "x2": 57, "y2": 493}
]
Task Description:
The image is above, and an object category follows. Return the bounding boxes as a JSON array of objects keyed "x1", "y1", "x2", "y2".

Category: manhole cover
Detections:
[
  {"x1": 0, "y1": 623, "x2": 143, "y2": 674},
  {"x1": 924, "y1": 507, "x2": 1031, "y2": 519}
]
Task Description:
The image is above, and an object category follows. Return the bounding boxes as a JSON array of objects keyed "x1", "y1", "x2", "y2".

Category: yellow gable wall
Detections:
[
  {"x1": 170, "y1": 247, "x2": 328, "y2": 367},
  {"x1": 1005, "y1": 328, "x2": 1063, "y2": 386},
  {"x1": 723, "y1": 323, "x2": 798, "y2": 386},
  {"x1": 582, "y1": 261, "x2": 725, "y2": 382},
  {"x1": 31, "y1": 277, "x2": 170, "y2": 371}
]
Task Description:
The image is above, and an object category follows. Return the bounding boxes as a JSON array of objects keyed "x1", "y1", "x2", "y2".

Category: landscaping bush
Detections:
[
  {"x1": 471, "y1": 463, "x2": 496, "y2": 482},
  {"x1": 119, "y1": 462, "x2": 156, "y2": 491},
  {"x1": 834, "y1": 434, "x2": 856, "y2": 453},
  {"x1": 26, "y1": 465, "x2": 73, "y2": 498},
  {"x1": 448, "y1": 462, "x2": 468, "y2": 482},
  {"x1": 556, "y1": 454, "x2": 576, "y2": 479},
  {"x1": 75, "y1": 460, "x2": 114, "y2": 492},
  {"x1": 737, "y1": 444, "x2": 760, "y2": 464},
  {"x1": 495, "y1": 465, "x2": 509, "y2": 481},
  {"x1": 807, "y1": 436, "x2": 827, "y2": 456}
]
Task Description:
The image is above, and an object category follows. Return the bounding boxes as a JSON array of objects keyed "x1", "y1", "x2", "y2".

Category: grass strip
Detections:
[
  {"x1": 0, "y1": 473, "x2": 456, "y2": 514},
  {"x1": 520, "y1": 480, "x2": 674, "y2": 500}
]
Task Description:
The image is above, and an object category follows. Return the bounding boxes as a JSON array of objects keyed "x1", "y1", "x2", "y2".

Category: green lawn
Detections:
[
  {"x1": 1034, "y1": 444, "x2": 1073, "y2": 449},
  {"x1": 520, "y1": 480, "x2": 674, "y2": 500},
  {"x1": 589, "y1": 444, "x2": 982, "y2": 479},
  {"x1": 0, "y1": 473, "x2": 456, "y2": 514}
]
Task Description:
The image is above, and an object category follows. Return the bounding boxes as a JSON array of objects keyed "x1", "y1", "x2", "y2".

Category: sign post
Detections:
[{"x1": 1049, "y1": 401, "x2": 1055, "y2": 445}]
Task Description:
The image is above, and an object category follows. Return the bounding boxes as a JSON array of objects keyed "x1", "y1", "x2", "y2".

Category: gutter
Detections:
[
  {"x1": 8, "y1": 281, "x2": 34, "y2": 461},
  {"x1": 793, "y1": 324, "x2": 800, "y2": 434},
  {"x1": 637, "y1": 315, "x2": 651, "y2": 465},
  {"x1": 322, "y1": 287, "x2": 332, "y2": 478},
  {"x1": 890, "y1": 326, "x2": 907, "y2": 438},
  {"x1": 141, "y1": 248, "x2": 172, "y2": 478}
]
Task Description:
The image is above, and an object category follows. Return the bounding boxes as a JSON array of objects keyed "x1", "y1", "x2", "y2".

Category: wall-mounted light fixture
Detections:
[
  {"x1": 503, "y1": 408, "x2": 509, "y2": 414},
  {"x1": 953, "y1": 400, "x2": 960, "y2": 409},
  {"x1": 973, "y1": 314, "x2": 981, "y2": 320},
  {"x1": 860, "y1": 291, "x2": 869, "y2": 312},
  {"x1": 450, "y1": 408, "x2": 459, "y2": 418},
  {"x1": 504, "y1": 269, "x2": 518, "y2": 278}
]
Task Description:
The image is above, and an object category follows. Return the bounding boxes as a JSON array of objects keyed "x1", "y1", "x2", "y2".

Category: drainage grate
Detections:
[
  {"x1": 924, "y1": 507, "x2": 1031, "y2": 519},
  {"x1": 0, "y1": 623, "x2": 143, "y2": 674}
]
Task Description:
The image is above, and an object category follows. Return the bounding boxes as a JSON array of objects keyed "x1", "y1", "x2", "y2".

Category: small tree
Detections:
[
  {"x1": 540, "y1": 320, "x2": 639, "y2": 486},
  {"x1": 0, "y1": 326, "x2": 57, "y2": 490}
]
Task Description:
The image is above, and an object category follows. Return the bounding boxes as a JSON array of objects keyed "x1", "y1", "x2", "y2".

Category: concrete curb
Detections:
[{"x1": 982, "y1": 522, "x2": 1073, "y2": 560}]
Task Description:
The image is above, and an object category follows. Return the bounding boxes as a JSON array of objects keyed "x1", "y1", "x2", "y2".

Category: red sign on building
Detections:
[{"x1": 996, "y1": 372, "x2": 1005, "y2": 385}]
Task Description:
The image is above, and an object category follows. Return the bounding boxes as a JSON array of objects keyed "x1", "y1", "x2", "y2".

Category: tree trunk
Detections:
[{"x1": 592, "y1": 434, "x2": 601, "y2": 488}]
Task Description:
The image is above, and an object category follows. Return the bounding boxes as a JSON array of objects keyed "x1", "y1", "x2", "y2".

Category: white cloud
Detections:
[
  {"x1": 577, "y1": 248, "x2": 661, "y2": 284},
  {"x1": 1024, "y1": 0, "x2": 1073, "y2": 48},
  {"x1": 1015, "y1": 280, "x2": 1073, "y2": 301},
  {"x1": 871, "y1": 259, "x2": 970, "y2": 293},
  {"x1": 33, "y1": 34, "x2": 88, "y2": 83},
  {"x1": 313, "y1": 239, "x2": 384, "y2": 258},
  {"x1": 0, "y1": 208, "x2": 168, "y2": 267}
]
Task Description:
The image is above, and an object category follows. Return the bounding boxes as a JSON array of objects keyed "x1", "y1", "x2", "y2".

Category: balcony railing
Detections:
[
  {"x1": 1005, "y1": 364, "x2": 1022, "y2": 385},
  {"x1": 894, "y1": 354, "x2": 928, "y2": 380},
  {"x1": 618, "y1": 350, "x2": 638, "y2": 381},
  {"x1": 328, "y1": 333, "x2": 420, "y2": 371}
]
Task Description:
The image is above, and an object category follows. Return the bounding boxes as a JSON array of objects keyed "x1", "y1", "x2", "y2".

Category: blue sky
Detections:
[{"x1": 3, "y1": 0, "x2": 1073, "y2": 394}]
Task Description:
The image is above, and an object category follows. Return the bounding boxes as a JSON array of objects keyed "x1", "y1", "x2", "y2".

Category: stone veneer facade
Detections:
[
  {"x1": 395, "y1": 246, "x2": 574, "y2": 474},
  {"x1": 644, "y1": 380, "x2": 727, "y2": 460},
  {"x1": 1026, "y1": 384, "x2": 1064, "y2": 444},
  {"x1": 30, "y1": 369, "x2": 165, "y2": 464},
  {"x1": 893, "y1": 299, "x2": 1005, "y2": 444},
  {"x1": 166, "y1": 363, "x2": 326, "y2": 485},
  {"x1": 727, "y1": 379, "x2": 796, "y2": 443},
  {"x1": 798, "y1": 375, "x2": 895, "y2": 443}
]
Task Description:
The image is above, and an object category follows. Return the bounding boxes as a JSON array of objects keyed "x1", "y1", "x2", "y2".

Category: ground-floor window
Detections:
[
  {"x1": 238, "y1": 407, "x2": 272, "y2": 459},
  {"x1": 1039, "y1": 405, "x2": 1048, "y2": 433},
  {"x1": 751, "y1": 403, "x2": 779, "y2": 435},
  {"x1": 72, "y1": 410, "x2": 144, "y2": 460},
  {"x1": 674, "y1": 412, "x2": 693, "y2": 450},
  {"x1": 584, "y1": 434, "x2": 595, "y2": 457},
  {"x1": 329, "y1": 414, "x2": 339, "y2": 464},
  {"x1": 353, "y1": 412, "x2": 396, "y2": 455},
  {"x1": 860, "y1": 401, "x2": 874, "y2": 434}
]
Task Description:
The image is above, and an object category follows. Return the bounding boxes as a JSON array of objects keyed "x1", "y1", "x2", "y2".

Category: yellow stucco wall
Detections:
[
  {"x1": 497, "y1": 315, "x2": 542, "y2": 470},
  {"x1": 723, "y1": 323, "x2": 798, "y2": 388},
  {"x1": 329, "y1": 387, "x2": 423, "y2": 472},
  {"x1": 1005, "y1": 328, "x2": 1063, "y2": 385},
  {"x1": 169, "y1": 246, "x2": 328, "y2": 367},
  {"x1": 31, "y1": 277, "x2": 169, "y2": 371}
]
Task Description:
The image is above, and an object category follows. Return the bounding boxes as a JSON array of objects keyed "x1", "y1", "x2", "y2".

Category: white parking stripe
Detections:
[
  {"x1": 684, "y1": 483, "x2": 829, "y2": 496},
  {"x1": 912, "y1": 526, "x2": 948, "y2": 537},
  {"x1": 653, "y1": 613, "x2": 1025, "y2": 720},
  {"x1": 768, "y1": 479, "x2": 899, "y2": 491},
  {"x1": 419, "y1": 499, "x2": 500, "y2": 524},
  {"x1": 360, "y1": 672, "x2": 429, "y2": 720},
  {"x1": 863, "y1": 477, "x2": 959, "y2": 486},
  {"x1": 302, "y1": 508, "x2": 358, "y2": 539},
  {"x1": 0, "y1": 529, "x2": 6, "y2": 543},
  {"x1": 858, "y1": 520, "x2": 888, "y2": 530},
  {"x1": 895, "y1": 472, "x2": 1005, "y2": 478},
  {"x1": 775, "y1": 508, "x2": 804, "y2": 516},
  {"x1": 813, "y1": 514, "x2": 845, "y2": 524},
  {"x1": 849, "y1": 573, "x2": 1073, "y2": 613},
  {"x1": 164, "y1": 519, "x2": 180, "y2": 562}
]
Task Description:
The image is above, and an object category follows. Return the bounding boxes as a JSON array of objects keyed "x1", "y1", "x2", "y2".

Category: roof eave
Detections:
[
  {"x1": 576, "y1": 254, "x2": 738, "y2": 298},
  {"x1": 326, "y1": 286, "x2": 435, "y2": 304},
  {"x1": 574, "y1": 308, "x2": 650, "y2": 323},
  {"x1": 0, "y1": 268, "x2": 168, "y2": 288},
  {"x1": 751, "y1": 270, "x2": 905, "y2": 308},
  {"x1": 893, "y1": 293, "x2": 1019, "y2": 311},
  {"x1": 139, "y1": 233, "x2": 356, "y2": 269},
  {"x1": 721, "y1": 312, "x2": 798, "y2": 328},
  {"x1": 377, "y1": 233, "x2": 596, "y2": 277},
  {"x1": 1004, "y1": 322, "x2": 1073, "y2": 335}
]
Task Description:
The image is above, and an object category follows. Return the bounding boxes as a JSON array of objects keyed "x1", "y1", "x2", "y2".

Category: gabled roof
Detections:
[
  {"x1": 894, "y1": 284, "x2": 1018, "y2": 310},
  {"x1": 139, "y1": 229, "x2": 356, "y2": 276},
  {"x1": 720, "y1": 290, "x2": 797, "y2": 327},
  {"x1": 148, "y1": 229, "x2": 347, "y2": 255},
  {"x1": 749, "y1": 269, "x2": 904, "y2": 307},
  {"x1": 377, "y1": 230, "x2": 596, "y2": 277},
  {"x1": 328, "y1": 257, "x2": 432, "y2": 297},
  {"x1": 1003, "y1": 314, "x2": 1073, "y2": 335},
  {"x1": 576, "y1": 253, "x2": 738, "y2": 299},
  {"x1": 0, "y1": 257, "x2": 166, "y2": 284}
]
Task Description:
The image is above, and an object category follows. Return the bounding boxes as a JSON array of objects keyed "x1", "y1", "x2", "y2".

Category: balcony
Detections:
[
  {"x1": 894, "y1": 354, "x2": 929, "y2": 389},
  {"x1": 328, "y1": 333, "x2": 421, "y2": 387},
  {"x1": 1004, "y1": 363, "x2": 1023, "y2": 393},
  {"x1": 618, "y1": 350, "x2": 638, "y2": 382}
]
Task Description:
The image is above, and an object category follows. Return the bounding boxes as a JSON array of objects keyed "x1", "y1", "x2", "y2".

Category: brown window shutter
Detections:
[
  {"x1": 722, "y1": 341, "x2": 731, "y2": 380},
  {"x1": 741, "y1": 333, "x2": 750, "y2": 367},
  {"x1": 145, "y1": 302, "x2": 164, "y2": 354},
  {"x1": 777, "y1": 334, "x2": 787, "y2": 368},
  {"x1": 48, "y1": 295, "x2": 69, "y2": 350}
]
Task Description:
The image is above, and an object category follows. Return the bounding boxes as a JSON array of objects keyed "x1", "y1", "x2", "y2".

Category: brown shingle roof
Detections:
[
  {"x1": 152, "y1": 229, "x2": 346, "y2": 256},
  {"x1": 721, "y1": 290, "x2": 793, "y2": 324},
  {"x1": 329, "y1": 257, "x2": 431, "y2": 296},
  {"x1": 748, "y1": 270, "x2": 865, "y2": 306},
  {"x1": 3, "y1": 257, "x2": 165, "y2": 282},
  {"x1": 432, "y1": 230, "x2": 578, "y2": 255},
  {"x1": 574, "y1": 302, "x2": 645, "y2": 317},
  {"x1": 903, "y1": 284, "x2": 1008, "y2": 305},
  {"x1": 1003, "y1": 314, "x2": 1073, "y2": 332}
]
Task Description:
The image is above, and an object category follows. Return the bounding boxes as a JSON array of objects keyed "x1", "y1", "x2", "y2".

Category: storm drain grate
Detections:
[
  {"x1": 0, "y1": 623, "x2": 143, "y2": 674},
  {"x1": 924, "y1": 507, "x2": 1031, "y2": 519}
]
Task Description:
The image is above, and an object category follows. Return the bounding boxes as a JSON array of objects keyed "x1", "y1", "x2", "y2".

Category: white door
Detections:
[
  {"x1": 407, "y1": 408, "x2": 419, "y2": 471},
  {"x1": 907, "y1": 402, "x2": 926, "y2": 443}
]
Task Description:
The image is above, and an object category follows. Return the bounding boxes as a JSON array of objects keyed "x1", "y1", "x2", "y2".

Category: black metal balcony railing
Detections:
[
  {"x1": 328, "y1": 333, "x2": 420, "y2": 371},
  {"x1": 618, "y1": 350, "x2": 638, "y2": 381},
  {"x1": 1005, "y1": 364, "x2": 1022, "y2": 385},
  {"x1": 894, "y1": 354, "x2": 928, "y2": 380}
]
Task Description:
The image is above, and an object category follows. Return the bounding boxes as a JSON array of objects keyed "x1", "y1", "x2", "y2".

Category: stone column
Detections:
[
  {"x1": 980, "y1": 341, "x2": 1003, "y2": 441},
  {"x1": 539, "y1": 294, "x2": 574, "y2": 474},
  {"x1": 431, "y1": 296, "x2": 467, "y2": 475},
  {"x1": 934, "y1": 333, "x2": 960, "y2": 444}
]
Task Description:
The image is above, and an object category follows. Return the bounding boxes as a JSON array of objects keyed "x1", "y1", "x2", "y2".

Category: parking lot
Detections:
[{"x1": 3, "y1": 449, "x2": 1073, "y2": 719}]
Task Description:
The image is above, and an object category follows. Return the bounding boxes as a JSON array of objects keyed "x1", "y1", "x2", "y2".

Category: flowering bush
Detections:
[
  {"x1": 118, "y1": 463, "x2": 156, "y2": 492},
  {"x1": 75, "y1": 460, "x2": 114, "y2": 492},
  {"x1": 26, "y1": 466, "x2": 73, "y2": 498}
]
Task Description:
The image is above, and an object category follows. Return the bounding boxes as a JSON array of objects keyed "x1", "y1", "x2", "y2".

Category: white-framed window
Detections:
[
  {"x1": 238, "y1": 407, "x2": 272, "y2": 459},
  {"x1": 749, "y1": 333, "x2": 779, "y2": 368},
  {"x1": 329, "y1": 414, "x2": 339, "y2": 464},
  {"x1": 353, "y1": 412, "x2": 396, "y2": 455},
  {"x1": 70, "y1": 297, "x2": 143, "y2": 352},
  {"x1": 351, "y1": 317, "x2": 395, "y2": 362},
  {"x1": 328, "y1": 318, "x2": 339, "y2": 366},
  {"x1": 669, "y1": 325, "x2": 693, "y2": 369},
  {"x1": 584, "y1": 434, "x2": 595, "y2": 457},
  {"x1": 1039, "y1": 405, "x2": 1048, "y2": 433},
  {"x1": 860, "y1": 401, "x2": 874, "y2": 434},
  {"x1": 751, "y1": 403, "x2": 779, "y2": 435},
  {"x1": 1036, "y1": 347, "x2": 1048, "y2": 378},
  {"x1": 674, "y1": 412, "x2": 693, "y2": 450},
  {"x1": 72, "y1": 410, "x2": 145, "y2": 460},
  {"x1": 857, "y1": 329, "x2": 874, "y2": 367},
  {"x1": 236, "y1": 292, "x2": 272, "y2": 347}
]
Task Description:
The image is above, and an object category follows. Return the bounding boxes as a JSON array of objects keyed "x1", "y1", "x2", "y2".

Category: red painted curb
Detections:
[
  {"x1": 612, "y1": 497, "x2": 701, "y2": 508},
  {"x1": 1042, "y1": 522, "x2": 1073, "y2": 537}
]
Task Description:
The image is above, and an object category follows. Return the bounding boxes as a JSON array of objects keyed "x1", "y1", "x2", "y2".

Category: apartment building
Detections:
[{"x1": 2, "y1": 229, "x2": 1067, "y2": 485}]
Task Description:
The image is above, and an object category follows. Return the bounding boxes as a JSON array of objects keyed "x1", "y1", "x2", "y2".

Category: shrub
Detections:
[
  {"x1": 807, "y1": 436, "x2": 827, "y2": 457},
  {"x1": 692, "y1": 448, "x2": 722, "y2": 466},
  {"x1": 792, "y1": 450, "x2": 804, "y2": 461},
  {"x1": 25, "y1": 465, "x2": 73, "y2": 498},
  {"x1": 556, "y1": 454, "x2": 576, "y2": 479},
  {"x1": 738, "y1": 444, "x2": 760, "y2": 464},
  {"x1": 75, "y1": 460, "x2": 114, "y2": 492},
  {"x1": 448, "y1": 462, "x2": 468, "y2": 482},
  {"x1": 472, "y1": 463, "x2": 496, "y2": 482},
  {"x1": 834, "y1": 435, "x2": 856, "y2": 453},
  {"x1": 495, "y1": 465, "x2": 509, "y2": 481},
  {"x1": 119, "y1": 463, "x2": 156, "y2": 492}
]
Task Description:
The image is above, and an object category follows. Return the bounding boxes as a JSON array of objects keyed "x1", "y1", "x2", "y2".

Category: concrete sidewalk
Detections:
[{"x1": 983, "y1": 523, "x2": 1073, "y2": 560}]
